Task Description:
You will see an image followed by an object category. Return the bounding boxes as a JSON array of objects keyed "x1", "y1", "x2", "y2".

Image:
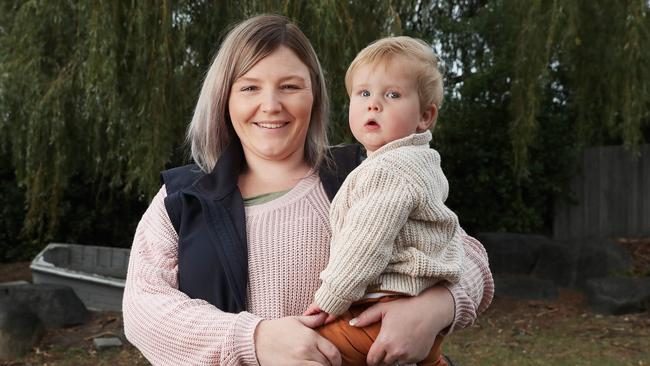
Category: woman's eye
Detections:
[
  {"x1": 360, "y1": 90, "x2": 371, "y2": 97},
  {"x1": 240, "y1": 85, "x2": 258, "y2": 92},
  {"x1": 386, "y1": 91, "x2": 400, "y2": 98},
  {"x1": 281, "y1": 84, "x2": 300, "y2": 90}
]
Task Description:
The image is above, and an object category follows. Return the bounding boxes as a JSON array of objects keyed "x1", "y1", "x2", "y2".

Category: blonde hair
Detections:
[
  {"x1": 345, "y1": 36, "x2": 444, "y2": 114},
  {"x1": 188, "y1": 14, "x2": 329, "y2": 173}
]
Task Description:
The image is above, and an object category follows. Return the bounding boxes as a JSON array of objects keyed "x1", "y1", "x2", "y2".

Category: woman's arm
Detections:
[
  {"x1": 123, "y1": 186, "x2": 262, "y2": 365},
  {"x1": 350, "y1": 233, "x2": 494, "y2": 365},
  {"x1": 443, "y1": 231, "x2": 494, "y2": 333},
  {"x1": 123, "y1": 186, "x2": 341, "y2": 366}
]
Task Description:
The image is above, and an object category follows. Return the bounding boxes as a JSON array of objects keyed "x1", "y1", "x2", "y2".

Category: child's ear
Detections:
[{"x1": 416, "y1": 104, "x2": 438, "y2": 132}]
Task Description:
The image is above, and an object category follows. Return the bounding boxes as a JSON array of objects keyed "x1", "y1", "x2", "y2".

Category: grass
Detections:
[
  {"x1": 11, "y1": 345, "x2": 150, "y2": 365},
  {"x1": 445, "y1": 293, "x2": 650, "y2": 366}
]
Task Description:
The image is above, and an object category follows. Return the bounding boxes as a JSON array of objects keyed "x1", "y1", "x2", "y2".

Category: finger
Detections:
[
  {"x1": 303, "y1": 308, "x2": 319, "y2": 316},
  {"x1": 350, "y1": 303, "x2": 384, "y2": 327},
  {"x1": 366, "y1": 346, "x2": 387, "y2": 366},
  {"x1": 317, "y1": 337, "x2": 342, "y2": 366},
  {"x1": 325, "y1": 314, "x2": 337, "y2": 324},
  {"x1": 296, "y1": 313, "x2": 327, "y2": 328},
  {"x1": 308, "y1": 348, "x2": 331, "y2": 366},
  {"x1": 304, "y1": 361, "x2": 330, "y2": 366},
  {"x1": 381, "y1": 352, "x2": 400, "y2": 366}
]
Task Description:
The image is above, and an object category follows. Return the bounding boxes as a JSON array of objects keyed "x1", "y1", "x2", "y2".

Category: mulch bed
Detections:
[
  {"x1": 617, "y1": 237, "x2": 650, "y2": 276},
  {"x1": 0, "y1": 261, "x2": 32, "y2": 283}
]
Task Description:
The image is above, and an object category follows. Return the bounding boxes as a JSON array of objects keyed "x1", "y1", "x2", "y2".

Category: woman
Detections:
[{"x1": 123, "y1": 14, "x2": 493, "y2": 366}]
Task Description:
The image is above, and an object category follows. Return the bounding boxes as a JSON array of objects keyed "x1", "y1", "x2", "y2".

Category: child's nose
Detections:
[{"x1": 367, "y1": 98, "x2": 382, "y2": 112}]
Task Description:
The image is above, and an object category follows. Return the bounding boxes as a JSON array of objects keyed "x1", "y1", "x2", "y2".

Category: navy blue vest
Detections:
[{"x1": 161, "y1": 141, "x2": 364, "y2": 312}]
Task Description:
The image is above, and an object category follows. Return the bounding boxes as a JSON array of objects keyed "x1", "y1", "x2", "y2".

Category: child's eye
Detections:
[
  {"x1": 386, "y1": 91, "x2": 400, "y2": 99},
  {"x1": 360, "y1": 90, "x2": 371, "y2": 97}
]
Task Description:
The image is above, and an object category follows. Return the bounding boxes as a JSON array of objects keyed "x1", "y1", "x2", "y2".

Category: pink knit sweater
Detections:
[{"x1": 123, "y1": 173, "x2": 494, "y2": 366}]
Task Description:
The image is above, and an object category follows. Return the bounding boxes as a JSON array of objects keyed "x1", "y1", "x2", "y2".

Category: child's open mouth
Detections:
[{"x1": 364, "y1": 119, "x2": 380, "y2": 129}]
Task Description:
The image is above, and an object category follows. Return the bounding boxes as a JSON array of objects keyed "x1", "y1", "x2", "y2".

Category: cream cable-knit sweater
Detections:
[
  {"x1": 123, "y1": 172, "x2": 494, "y2": 366},
  {"x1": 314, "y1": 131, "x2": 465, "y2": 315}
]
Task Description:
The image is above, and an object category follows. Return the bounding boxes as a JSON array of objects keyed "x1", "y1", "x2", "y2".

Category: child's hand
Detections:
[
  {"x1": 304, "y1": 303, "x2": 338, "y2": 324},
  {"x1": 303, "y1": 302, "x2": 323, "y2": 316}
]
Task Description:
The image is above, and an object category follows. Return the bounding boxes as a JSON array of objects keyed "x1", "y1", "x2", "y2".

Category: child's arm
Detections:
[{"x1": 314, "y1": 166, "x2": 416, "y2": 315}]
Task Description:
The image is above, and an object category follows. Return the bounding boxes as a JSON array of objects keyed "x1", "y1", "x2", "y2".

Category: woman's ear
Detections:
[{"x1": 416, "y1": 104, "x2": 438, "y2": 132}]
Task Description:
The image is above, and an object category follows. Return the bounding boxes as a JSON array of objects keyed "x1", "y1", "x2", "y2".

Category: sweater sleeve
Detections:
[
  {"x1": 314, "y1": 167, "x2": 416, "y2": 315},
  {"x1": 122, "y1": 186, "x2": 263, "y2": 366},
  {"x1": 442, "y1": 231, "x2": 494, "y2": 334}
]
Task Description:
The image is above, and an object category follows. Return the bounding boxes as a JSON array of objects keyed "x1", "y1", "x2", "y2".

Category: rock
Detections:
[
  {"x1": 585, "y1": 277, "x2": 650, "y2": 315},
  {"x1": 0, "y1": 281, "x2": 30, "y2": 287},
  {"x1": 530, "y1": 237, "x2": 634, "y2": 289},
  {"x1": 572, "y1": 238, "x2": 634, "y2": 289},
  {"x1": 0, "y1": 284, "x2": 89, "y2": 328},
  {"x1": 476, "y1": 233, "x2": 554, "y2": 275},
  {"x1": 93, "y1": 336, "x2": 123, "y2": 350},
  {"x1": 530, "y1": 242, "x2": 576, "y2": 287},
  {"x1": 494, "y1": 275, "x2": 559, "y2": 300},
  {"x1": 0, "y1": 300, "x2": 45, "y2": 360}
]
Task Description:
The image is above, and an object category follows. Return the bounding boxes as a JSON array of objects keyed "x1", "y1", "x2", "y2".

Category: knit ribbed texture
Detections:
[
  {"x1": 122, "y1": 186, "x2": 261, "y2": 366},
  {"x1": 123, "y1": 171, "x2": 494, "y2": 365},
  {"x1": 314, "y1": 131, "x2": 465, "y2": 315},
  {"x1": 244, "y1": 173, "x2": 332, "y2": 319}
]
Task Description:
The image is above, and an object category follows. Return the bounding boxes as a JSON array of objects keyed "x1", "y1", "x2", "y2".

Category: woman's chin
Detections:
[{"x1": 248, "y1": 145, "x2": 300, "y2": 162}]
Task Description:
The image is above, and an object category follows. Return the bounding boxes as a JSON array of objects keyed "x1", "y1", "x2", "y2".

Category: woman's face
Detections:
[{"x1": 229, "y1": 46, "x2": 314, "y2": 164}]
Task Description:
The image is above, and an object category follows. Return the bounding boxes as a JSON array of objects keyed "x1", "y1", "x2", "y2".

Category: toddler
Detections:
[{"x1": 305, "y1": 36, "x2": 465, "y2": 366}]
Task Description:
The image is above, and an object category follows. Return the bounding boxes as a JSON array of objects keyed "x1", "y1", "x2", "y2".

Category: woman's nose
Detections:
[{"x1": 261, "y1": 91, "x2": 282, "y2": 113}]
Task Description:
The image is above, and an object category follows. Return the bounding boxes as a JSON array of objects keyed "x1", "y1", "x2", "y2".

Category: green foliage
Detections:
[
  {"x1": 0, "y1": 1, "x2": 649, "y2": 260},
  {"x1": 396, "y1": 0, "x2": 649, "y2": 233}
]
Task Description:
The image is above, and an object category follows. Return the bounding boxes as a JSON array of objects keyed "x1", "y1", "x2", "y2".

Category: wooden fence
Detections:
[{"x1": 553, "y1": 144, "x2": 650, "y2": 240}]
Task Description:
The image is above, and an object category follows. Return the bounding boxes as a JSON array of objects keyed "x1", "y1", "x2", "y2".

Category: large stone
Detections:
[
  {"x1": 573, "y1": 238, "x2": 634, "y2": 288},
  {"x1": 0, "y1": 300, "x2": 45, "y2": 360},
  {"x1": 93, "y1": 336, "x2": 123, "y2": 350},
  {"x1": 530, "y1": 242, "x2": 575, "y2": 287},
  {"x1": 476, "y1": 233, "x2": 554, "y2": 275},
  {"x1": 531, "y1": 237, "x2": 634, "y2": 288},
  {"x1": 0, "y1": 283, "x2": 89, "y2": 328},
  {"x1": 585, "y1": 277, "x2": 650, "y2": 315},
  {"x1": 494, "y1": 275, "x2": 559, "y2": 300}
]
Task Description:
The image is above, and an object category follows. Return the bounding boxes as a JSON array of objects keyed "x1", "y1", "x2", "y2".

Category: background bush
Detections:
[{"x1": 1, "y1": 0, "x2": 648, "y2": 261}]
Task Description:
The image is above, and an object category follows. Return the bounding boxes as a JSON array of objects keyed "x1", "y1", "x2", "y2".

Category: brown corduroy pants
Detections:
[{"x1": 316, "y1": 296, "x2": 447, "y2": 366}]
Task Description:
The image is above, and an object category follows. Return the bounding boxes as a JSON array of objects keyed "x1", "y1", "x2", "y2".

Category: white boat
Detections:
[{"x1": 30, "y1": 243, "x2": 130, "y2": 311}]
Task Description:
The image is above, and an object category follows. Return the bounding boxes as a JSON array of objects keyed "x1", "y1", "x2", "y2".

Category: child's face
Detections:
[{"x1": 348, "y1": 58, "x2": 434, "y2": 153}]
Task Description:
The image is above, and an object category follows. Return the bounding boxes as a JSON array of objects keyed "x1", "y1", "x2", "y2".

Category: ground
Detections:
[
  {"x1": 446, "y1": 291, "x2": 650, "y2": 366},
  {"x1": 1, "y1": 262, "x2": 148, "y2": 366},
  {"x1": 1, "y1": 238, "x2": 649, "y2": 365},
  {"x1": 618, "y1": 237, "x2": 650, "y2": 277}
]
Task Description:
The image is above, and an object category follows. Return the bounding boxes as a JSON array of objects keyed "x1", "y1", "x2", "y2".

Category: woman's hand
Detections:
[
  {"x1": 255, "y1": 313, "x2": 342, "y2": 366},
  {"x1": 350, "y1": 286, "x2": 454, "y2": 366}
]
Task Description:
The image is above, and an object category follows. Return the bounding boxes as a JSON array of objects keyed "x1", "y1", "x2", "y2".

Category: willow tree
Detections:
[
  {"x1": 388, "y1": 0, "x2": 650, "y2": 231},
  {"x1": 0, "y1": 1, "x2": 648, "y2": 258},
  {"x1": 0, "y1": 0, "x2": 387, "y2": 256},
  {"x1": 352, "y1": 0, "x2": 650, "y2": 231}
]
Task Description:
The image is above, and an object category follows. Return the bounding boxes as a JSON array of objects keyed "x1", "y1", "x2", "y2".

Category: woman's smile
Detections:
[{"x1": 254, "y1": 121, "x2": 290, "y2": 129}]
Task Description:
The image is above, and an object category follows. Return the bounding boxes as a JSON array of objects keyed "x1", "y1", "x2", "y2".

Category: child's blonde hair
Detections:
[{"x1": 345, "y1": 36, "x2": 444, "y2": 114}]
